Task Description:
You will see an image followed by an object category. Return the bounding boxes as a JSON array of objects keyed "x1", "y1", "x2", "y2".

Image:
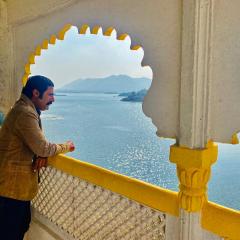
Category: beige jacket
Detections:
[{"x1": 0, "y1": 94, "x2": 70, "y2": 200}]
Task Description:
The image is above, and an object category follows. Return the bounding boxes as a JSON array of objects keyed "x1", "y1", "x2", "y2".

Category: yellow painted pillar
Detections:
[{"x1": 170, "y1": 142, "x2": 218, "y2": 212}]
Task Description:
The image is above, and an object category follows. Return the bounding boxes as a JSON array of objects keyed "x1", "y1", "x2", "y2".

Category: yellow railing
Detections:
[
  {"x1": 47, "y1": 154, "x2": 240, "y2": 239},
  {"x1": 202, "y1": 202, "x2": 240, "y2": 240},
  {"x1": 48, "y1": 154, "x2": 179, "y2": 216},
  {"x1": 34, "y1": 155, "x2": 167, "y2": 239}
]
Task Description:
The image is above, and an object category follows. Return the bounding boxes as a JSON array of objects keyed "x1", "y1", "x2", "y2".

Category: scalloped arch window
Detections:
[{"x1": 23, "y1": 24, "x2": 152, "y2": 88}]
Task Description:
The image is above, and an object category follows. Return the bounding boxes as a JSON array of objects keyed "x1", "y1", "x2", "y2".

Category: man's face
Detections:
[{"x1": 33, "y1": 87, "x2": 55, "y2": 111}]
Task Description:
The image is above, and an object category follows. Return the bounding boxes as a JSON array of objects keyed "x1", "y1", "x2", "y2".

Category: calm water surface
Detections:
[{"x1": 42, "y1": 93, "x2": 240, "y2": 210}]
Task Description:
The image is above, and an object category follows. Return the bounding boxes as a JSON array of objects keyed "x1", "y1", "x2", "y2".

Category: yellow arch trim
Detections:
[
  {"x1": 91, "y1": 25, "x2": 101, "y2": 35},
  {"x1": 41, "y1": 39, "x2": 49, "y2": 49},
  {"x1": 49, "y1": 35, "x2": 57, "y2": 44},
  {"x1": 48, "y1": 154, "x2": 179, "y2": 216},
  {"x1": 35, "y1": 46, "x2": 42, "y2": 56},
  {"x1": 79, "y1": 24, "x2": 89, "y2": 34},
  {"x1": 58, "y1": 23, "x2": 72, "y2": 40},
  {"x1": 117, "y1": 33, "x2": 129, "y2": 40},
  {"x1": 24, "y1": 64, "x2": 31, "y2": 75},
  {"x1": 104, "y1": 27, "x2": 115, "y2": 36},
  {"x1": 131, "y1": 45, "x2": 142, "y2": 51},
  {"x1": 22, "y1": 74, "x2": 29, "y2": 86},
  {"x1": 29, "y1": 53, "x2": 35, "y2": 64},
  {"x1": 21, "y1": 23, "x2": 145, "y2": 86},
  {"x1": 231, "y1": 133, "x2": 239, "y2": 144}
]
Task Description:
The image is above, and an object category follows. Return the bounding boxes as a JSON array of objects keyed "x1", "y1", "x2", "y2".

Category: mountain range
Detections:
[{"x1": 57, "y1": 75, "x2": 151, "y2": 93}]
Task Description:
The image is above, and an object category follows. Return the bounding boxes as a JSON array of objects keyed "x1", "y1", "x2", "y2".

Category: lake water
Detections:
[{"x1": 42, "y1": 93, "x2": 240, "y2": 210}]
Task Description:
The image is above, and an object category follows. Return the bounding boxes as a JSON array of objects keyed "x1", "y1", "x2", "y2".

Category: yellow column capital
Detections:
[
  {"x1": 169, "y1": 142, "x2": 218, "y2": 212},
  {"x1": 170, "y1": 141, "x2": 218, "y2": 167}
]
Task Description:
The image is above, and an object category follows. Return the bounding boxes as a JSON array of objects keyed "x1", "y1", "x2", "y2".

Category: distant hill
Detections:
[{"x1": 57, "y1": 75, "x2": 151, "y2": 93}]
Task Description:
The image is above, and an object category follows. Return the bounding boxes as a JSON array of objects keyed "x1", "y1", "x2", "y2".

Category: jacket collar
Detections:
[{"x1": 20, "y1": 94, "x2": 41, "y2": 116}]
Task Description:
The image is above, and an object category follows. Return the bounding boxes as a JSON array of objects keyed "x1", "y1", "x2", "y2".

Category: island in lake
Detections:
[{"x1": 119, "y1": 89, "x2": 148, "y2": 102}]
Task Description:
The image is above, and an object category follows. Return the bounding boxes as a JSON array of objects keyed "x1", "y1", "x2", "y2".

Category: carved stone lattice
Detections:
[{"x1": 32, "y1": 167, "x2": 166, "y2": 240}]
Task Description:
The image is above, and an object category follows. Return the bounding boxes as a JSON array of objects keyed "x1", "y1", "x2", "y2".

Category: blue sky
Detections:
[{"x1": 31, "y1": 26, "x2": 152, "y2": 89}]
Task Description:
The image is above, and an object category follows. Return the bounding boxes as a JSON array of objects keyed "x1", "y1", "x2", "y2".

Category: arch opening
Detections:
[{"x1": 26, "y1": 24, "x2": 178, "y2": 191}]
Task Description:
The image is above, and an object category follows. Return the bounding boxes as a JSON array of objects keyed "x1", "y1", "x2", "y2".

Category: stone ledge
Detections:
[{"x1": 25, "y1": 209, "x2": 74, "y2": 240}]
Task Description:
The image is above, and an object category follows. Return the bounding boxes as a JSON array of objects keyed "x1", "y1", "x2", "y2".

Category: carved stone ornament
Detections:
[{"x1": 170, "y1": 142, "x2": 218, "y2": 212}]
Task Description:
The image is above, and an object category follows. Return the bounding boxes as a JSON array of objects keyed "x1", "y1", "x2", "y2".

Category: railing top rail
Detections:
[
  {"x1": 48, "y1": 154, "x2": 179, "y2": 216},
  {"x1": 202, "y1": 201, "x2": 240, "y2": 240}
]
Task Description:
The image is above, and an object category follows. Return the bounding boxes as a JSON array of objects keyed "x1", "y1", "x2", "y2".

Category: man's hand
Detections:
[
  {"x1": 32, "y1": 157, "x2": 48, "y2": 172},
  {"x1": 67, "y1": 141, "x2": 75, "y2": 152}
]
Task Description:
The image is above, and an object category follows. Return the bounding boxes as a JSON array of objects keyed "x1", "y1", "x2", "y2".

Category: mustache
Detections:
[{"x1": 47, "y1": 101, "x2": 53, "y2": 106}]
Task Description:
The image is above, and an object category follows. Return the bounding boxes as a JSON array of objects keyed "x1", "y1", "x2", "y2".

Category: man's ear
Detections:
[{"x1": 32, "y1": 89, "x2": 40, "y2": 98}]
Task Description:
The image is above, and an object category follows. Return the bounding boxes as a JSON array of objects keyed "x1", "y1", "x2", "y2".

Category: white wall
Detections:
[{"x1": 2, "y1": 0, "x2": 240, "y2": 143}]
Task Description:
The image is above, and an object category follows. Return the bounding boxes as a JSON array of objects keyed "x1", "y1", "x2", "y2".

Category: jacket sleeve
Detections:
[{"x1": 16, "y1": 110, "x2": 70, "y2": 157}]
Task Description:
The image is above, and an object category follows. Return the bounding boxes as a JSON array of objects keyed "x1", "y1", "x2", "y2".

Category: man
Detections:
[{"x1": 0, "y1": 75, "x2": 75, "y2": 240}]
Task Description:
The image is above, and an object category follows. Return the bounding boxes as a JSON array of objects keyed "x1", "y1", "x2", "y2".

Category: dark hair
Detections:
[{"x1": 22, "y1": 75, "x2": 54, "y2": 99}]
